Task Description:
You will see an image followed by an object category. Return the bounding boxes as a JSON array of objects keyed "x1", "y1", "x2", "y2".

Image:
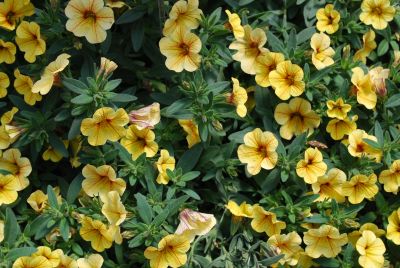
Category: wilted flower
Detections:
[
  {"x1": 129, "y1": 103, "x2": 160, "y2": 130},
  {"x1": 369, "y1": 66, "x2": 389, "y2": 96},
  {"x1": 98, "y1": 57, "x2": 118, "y2": 77},
  {"x1": 77, "y1": 254, "x2": 103, "y2": 268},
  {"x1": 175, "y1": 209, "x2": 216, "y2": 241}
]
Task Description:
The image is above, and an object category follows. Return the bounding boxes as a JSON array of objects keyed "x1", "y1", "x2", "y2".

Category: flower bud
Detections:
[{"x1": 98, "y1": 57, "x2": 118, "y2": 77}]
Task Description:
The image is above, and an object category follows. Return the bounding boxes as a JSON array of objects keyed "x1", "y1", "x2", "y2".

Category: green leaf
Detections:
[
  {"x1": 181, "y1": 189, "x2": 201, "y2": 200},
  {"x1": 68, "y1": 119, "x2": 82, "y2": 140},
  {"x1": 131, "y1": 21, "x2": 145, "y2": 52},
  {"x1": 62, "y1": 77, "x2": 87, "y2": 94},
  {"x1": 180, "y1": 171, "x2": 201, "y2": 182},
  {"x1": 67, "y1": 174, "x2": 83, "y2": 203},
  {"x1": 297, "y1": 27, "x2": 316, "y2": 44},
  {"x1": 363, "y1": 138, "x2": 381, "y2": 149},
  {"x1": 163, "y1": 98, "x2": 191, "y2": 118},
  {"x1": 386, "y1": 93, "x2": 400, "y2": 108},
  {"x1": 206, "y1": 81, "x2": 230, "y2": 94},
  {"x1": 47, "y1": 185, "x2": 59, "y2": 209},
  {"x1": 287, "y1": 28, "x2": 297, "y2": 53},
  {"x1": 110, "y1": 93, "x2": 137, "y2": 103},
  {"x1": 116, "y1": 6, "x2": 146, "y2": 24},
  {"x1": 128, "y1": 232, "x2": 147, "y2": 248},
  {"x1": 377, "y1": 39, "x2": 389, "y2": 56},
  {"x1": 5, "y1": 247, "x2": 37, "y2": 261},
  {"x1": 48, "y1": 133, "x2": 68, "y2": 157},
  {"x1": 267, "y1": 31, "x2": 286, "y2": 54},
  {"x1": 4, "y1": 208, "x2": 21, "y2": 245},
  {"x1": 104, "y1": 79, "x2": 122, "y2": 92},
  {"x1": 259, "y1": 254, "x2": 284, "y2": 266},
  {"x1": 151, "y1": 209, "x2": 170, "y2": 227},
  {"x1": 26, "y1": 214, "x2": 51, "y2": 237},
  {"x1": 177, "y1": 144, "x2": 203, "y2": 173},
  {"x1": 303, "y1": 214, "x2": 329, "y2": 223},
  {"x1": 134, "y1": 193, "x2": 153, "y2": 224},
  {"x1": 238, "y1": 0, "x2": 255, "y2": 5},
  {"x1": 59, "y1": 218, "x2": 70, "y2": 241},
  {"x1": 71, "y1": 94, "x2": 93, "y2": 105},
  {"x1": 374, "y1": 121, "x2": 384, "y2": 147}
]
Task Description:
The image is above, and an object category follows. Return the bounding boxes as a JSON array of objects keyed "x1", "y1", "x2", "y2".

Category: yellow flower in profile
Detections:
[
  {"x1": 14, "y1": 69, "x2": 42, "y2": 105},
  {"x1": 387, "y1": 208, "x2": 400, "y2": 244},
  {"x1": 32, "y1": 246, "x2": 63, "y2": 267},
  {"x1": 98, "y1": 57, "x2": 118, "y2": 77},
  {"x1": 326, "y1": 115, "x2": 358, "y2": 140},
  {"x1": 42, "y1": 141, "x2": 68, "y2": 163},
  {"x1": 0, "y1": 148, "x2": 31, "y2": 190},
  {"x1": 225, "y1": 10, "x2": 244, "y2": 38},
  {"x1": 356, "y1": 230, "x2": 386, "y2": 268},
  {"x1": 81, "y1": 107, "x2": 129, "y2": 146},
  {"x1": 326, "y1": 98, "x2": 351, "y2": 119},
  {"x1": 32, "y1": 53, "x2": 71, "y2": 95},
  {"x1": 226, "y1": 78, "x2": 248, "y2": 118},
  {"x1": 0, "y1": 72, "x2": 9, "y2": 98},
  {"x1": 0, "y1": 174, "x2": 19, "y2": 205},
  {"x1": 342, "y1": 174, "x2": 379, "y2": 204},
  {"x1": 155, "y1": 149, "x2": 175, "y2": 185},
  {"x1": 255, "y1": 51, "x2": 285, "y2": 87},
  {"x1": 0, "y1": 0, "x2": 34, "y2": 30},
  {"x1": 65, "y1": 0, "x2": 114, "y2": 44},
  {"x1": 0, "y1": 126, "x2": 11, "y2": 150},
  {"x1": 351, "y1": 67, "x2": 376, "y2": 110},
  {"x1": 27, "y1": 190, "x2": 48, "y2": 213},
  {"x1": 58, "y1": 254, "x2": 78, "y2": 268},
  {"x1": 76, "y1": 254, "x2": 103, "y2": 268},
  {"x1": 296, "y1": 148, "x2": 327, "y2": 184},
  {"x1": 311, "y1": 168, "x2": 346, "y2": 203},
  {"x1": 129, "y1": 103, "x2": 161, "y2": 130},
  {"x1": 348, "y1": 223, "x2": 385, "y2": 246},
  {"x1": 250, "y1": 205, "x2": 286, "y2": 236},
  {"x1": 360, "y1": 0, "x2": 395, "y2": 30},
  {"x1": 347, "y1": 129, "x2": 382, "y2": 162},
  {"x1": 267, "y1": 232, "x2": 303, "y2": 266},
  {"x1": 79, "y1": 216, "x2": 114, "y2": 252},
  {"x1": 159, "y1": 30, "x2": 202, "y2": 72},
  {"x1": 237, "y1": 128, "x2": 278, "y2": 175},
  {"x1": 15, "y1": 21, "x2": 46, "y2": 63},
  {"x1": 12, "y1": 256, "x2": 52, "y2": 268},
  {"x1": 303, "y1": 224, "x2": 348, "y2": 258},
  {"x1": 369, "y1": 66, "x2": 389, "y2": 96},
  {"x1": 310, "y1": 33, "x2": 335, "y2": 70},
  {"x1": 82, "y1": 164, "x2": 126, "y2": 198},
  {"x1": 354, "y1": 30, "x2": 377, "y2": 63},
  {"x1": 229, "y1": 25, "x2": 268, "y2": 75},
  {"x1": 175, "y1": 209, "x2": 217, "y2": 242},
  {"x1": 120, "y1": 125, "x2": 158, "y2": 160},
  {"x1": 274, "y1": 97, "x2": 320, "y2": 140},
  {"x1": 101, "y1": 191, "x2": 127, "y2": 226},
  {"x1": 316, "y1": 4, "x2": 340, "y2": 34},
  {"x1": 269, "y1": 60, "x2": 305, "y2": 100},
  {"x1": 379, "y1": 160, "x2": 400, "y2": 194},
  {"x1": 144, "y1": 234, "x2": 191, "y2": 268},
  {"x1": 0, "y1": 40, "x2": 16, "y2": 64},
  {"x1": 179, "y1": 119, "x2": 201, "y2": 148},
  {"x1": 105, "y1": 0, "x2": 125, "y2": 8},
  {"x1": 163, "y1": 0, "x2": 202, "y2": 36},
  {"x1": 225, "y1": 200, "x2": 253, "y2": 220},
  {"x1": 1, "y1": 107, "x2": 18, "y2": 125}
]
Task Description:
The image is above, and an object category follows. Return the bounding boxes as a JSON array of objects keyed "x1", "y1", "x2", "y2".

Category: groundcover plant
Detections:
[{"x1": 0, "y1": 0, "x2": 399, "y2": 267}]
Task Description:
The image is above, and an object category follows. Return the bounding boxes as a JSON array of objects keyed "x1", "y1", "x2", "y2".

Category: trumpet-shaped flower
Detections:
[
  {"x1": 225, "y1": 200, "x2": 253, "y2": 219},
  {"x1": 226, "y1": 78, "x2": 248, "y2": 117},
  {"x1": 15, "y1": 21, "x2": 46, "y2": 63},
  {"x1": 14, "y1": 69, "x2": 42, "y2": 105},
  {"x1": 156, "y1": 149, "x2": 175, "y2": 185},
  {"x1": 12, "y1": 256, "x2": 52, "y2": 268},
  {"x1": 0, "y1": 148, "x2": 31, "y2": 190},
  {"x1": 0, "y1": 72, "x2": 9, "y2": 98},
  {"x1": 225, "y1": 10, "x2": 244, "y2": 38},
  {"x1": 379, "y1": 160, "x2": 400, "y2": 194},
  {"x1": 311, "y1": 168, "x2": 346, "y2": 202},
  {"x1": 0, "y1": 40, "x2": 16, "y2": 64},
  {"x1": 354, "y1": 30, "x2": 377, "y2": 63},
  {"x1": 0, "y1": 0, "x2": 34, "y2": 30},
  {"x1": 351, "y1": 67, "x2": 376, "y2": 110},
  {"x1": 76, "y1": 254, "x2": 103, "y2": 268},
  {"x1": 178, "y1": 119, "x2": 201, "y2": 148},
  {"x1": 27, "y1": 190, "x2": 48, "y2": 213},
  {"x1": 347, "y1": 129, "x2": 382, "y2": 162},
  {"x1": 255, "y1": 51, "x2": 285, "y2": 87},
  {"x1": 79, "y1": 216, "x2": 114, "y2": 252},
  {"x1": 326, "y1": 115, "x2": 358, "y2": 140},
  {"x1": 267, "y1": 232, "x2": 303, "y2": 266},
  {"x1": 269, "y1": 60, "x2": 305, "y2": 100},
  {"x1": 129, "y1": 103, "x2": 160, "y2": 130},
  {"x1": 356, "y1": 230, "x2": 386, "y2": 268},
  {"x1": 296, "y1": 148, "x2": 327, "y2": 184},
  {"x1": 250, "y1": 205, "x2": 286, "y2": 236},
  {"x1": 101, "y1": 191, "x2": 127, "y2": 226},
  {"x1": 326, "y1": 98, "x2": 351, "y2": 119},
  {"x1": 57, "y1": 254, "x2": 78, "y2": 268},
  {"x1": 387, "y1": 208, "x2": 400, "y2": 244},
  {"x1": 342, "y1": 174, "x2": 379, "y2": 204},
  {"x1": 316, "y1": 4, "x2": 340, "y2": 34},
  {"x1": 163, "y1": 0, "x2": 202, "y2": 36},
  {"x1": 32, "y1": 246, "x2": 63, "y2": 267},
  {"x1": 175, "y1": 209, "x2": 217, "y2": 241},
  {"x1": 0, "y1": 174, "x2": 19, "y2": 205},
  {"x1": 348, "y1": 223, "x2": 385, "y2": 246},
  {"x1": 359, "y1": 0, "x2": 395, "y2": 30},
  {"x1": 120, "y1": 125, "x2": 158, "y2": 160},
  {"x1": 310, "y1": 33, "x2": 335, "y2": 70}
]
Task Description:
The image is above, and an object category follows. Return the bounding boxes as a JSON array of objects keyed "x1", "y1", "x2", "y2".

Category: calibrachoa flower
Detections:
[
  {"x1": 156, "y1": 149, "x2": 175, "y2": 185},
  {"x1": 27, "y1": 190, "x2": 49, "y2": 213},
  {"x1": 229, "y1": 25, "x2": 268, "y2": 75},
  {"x1": 79, "y1": 216, "x2": 114, "y2": 252},
  {"x1": 159, "y1": 30, "x2": 202, "y2": 72},
  {"x1": 255, "y1": 51, "x2": 285, "y2": 87},
  {"x1": 369, "y1": 66, "x2": 389, "y2": 96},
  {"x1": 354, "y1": 30, "x2": 377, "y2": 63},
  {"x1": 178, "y1": 119, "x2": 201, "y2": 148},
  {"x1": 379, "y1": 160, "x2": 400, "y2": 194},
  {"x1": 342, "y1": 174, "x2": 379, "y2": 204},
  {"x1": 175, "y1": 209, "x2": 217, "y2": 241},
  {"x1": 359, "y1": 0, "x2": 395, "y2": 30},
  {"x1": 101, "y1": 191, "x2": 127, "y2": 226},
  {"x1": 351, "y1": 67, "x2": 377, "y2": 110},
  {"x1": 316, "y1": 4, "x2": 340, "y2": 34},
  {"x1": 226, "y1": 78, "x2": 248, "y2": 118},
  {"x1": 144, "y1": 234, "x2": 191, "y2": 268},
  {"x1": 250, "y1": 205, "x2": 286, "y2": 236},
  {"x1": 15, "y1": 21, "x2": 46, "y2": 63},
  {"x1": 0, "y1": 39, "x2": 16, "y2": 64},
  {"x1": 98, "y1": 56, "x2": 118, "y2": 77},
  {"x1": 0, "y1": 148, "x2": 31, "y2": 191},
  {"x1": 237, "y1": 128, "x2": 278, "y2": 175},
  {"x1": 80, "y1": 107, "x2": 129, "y2": 146},
  {"x1": 12, "y1": 256, "x2": 52, "y2": 268},
  {"x1": 0, "y1": 72, "x2": 9, "y2": 98},
  {"x1": 58, "y1": 254, "x2": 78, "y2": 268},
  {"x1": 326, "y1": 115, "x2": 358, "y2": 140},
  {"x1": 129, "y1": 103, "x2": 161, "y2": 130},
  {"x1": 326, "y1": 98, "x2": 351, "y2": 120},
  {"x1": 77, "y1": 254, "x2": 103, "y2": 268},
  {"x1": 311, "y1": 168, "x2": 346, "y2": 203},
  {"x1": 0, "y1": 174, "x2": 20, "y2": 205},
  {"x1": 225, "y1": 200, "x2": 253, "y2": 220},
  {"x1": 120, "y1": 124, "x2": 158, "y2": 160},
  {"x1": 225, "y1": 10, "x2": 244, "y2": 38},
  {"x1": 106, "y1": 0, "x2": 125, "y2": 8},
  {"x1": 356, "y1": 230, "x2": 386, "y2": 268},
  {"x1": 0, "y1": 0, "x2": 34, "y2": 30},
  {"x1": 310, "y1": 33, "x2": 335, "y2": 70},
  {"x1": 162, "y1": 0, "x2": 202, "y2": 36},
  {"x1": 303, "y1": 224, "x2": 348, "y2": 258},
  {"x1": 347, "y1": 129, "x2": 382, "y2": 162},
  {"x1": 14, "y1": 69, "x2": 42, "y2": 105},
  {"x1": 65, "y1": 0, "x2": 114, "y2": 44},
  {"x1": 267, "y1": 232, "x2": 303, "y2": 266},
  {"x1": 32, "y1": 246, "x2": 63, "y2": 267},
  {"x1": 296, "y1": 148, "x2": 327, "y2": 184},
  {"x1": 348, "y1": 223, "x2": 385, "y2": 246},
  {"x1": 386, "y1": 208, "x2": 400, "y2": 244},
  {"x1": 269, "y1": 60, "x2": 305, "y2": 100}
]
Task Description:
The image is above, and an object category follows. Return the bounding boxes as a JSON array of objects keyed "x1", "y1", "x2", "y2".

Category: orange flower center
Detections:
[
  {"x1": 355, "y1": 143, "x2": 365, "y2": 153},
  {"x1": 258, "y1": 146, "x2": 269, "y2": 159},
  {"x1": 285, "y1": 74, "x2": 295, "y2": 85},
  {"x1": 249, "y1": 41, "x2": 258, "y2": 49},
  {"x1": 372, "y1": 7, "x2": 383, "y2": 15},
  {"x1": 180, "y1": 43, "x2": 190, "y2": 55},
  {"x1": 84, "y1": 10, "x2": 97, "y2": 21}
]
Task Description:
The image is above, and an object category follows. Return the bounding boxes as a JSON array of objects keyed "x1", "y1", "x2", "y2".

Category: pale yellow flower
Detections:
[{"x1": 310, "y1": 33, "x2": 335, "y2": 70}]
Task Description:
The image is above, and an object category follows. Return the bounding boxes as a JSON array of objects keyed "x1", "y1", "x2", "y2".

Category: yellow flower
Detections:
[
  {"x1": 144, "y1": 234, "x2": 191, "y2": 268},
  {"x1": 326, "y1": 98, "x2": 351, "y2": 119},
  {"x1": 159, "y1": 30, "x2": 202, "y2": 72},
  {"x1": 58, "y1": 254, "x2": 78, "y2": 268},
  {"x1": 15, "y1": 21, "x2": 46, "y2": 63},
  {"x1": 267, "y1": 232, "x2": 302, "y2": 266},
  {"x1": 316, "y1": 4, "x2": 340, "y2": 34},
  {"x1": 82, "y1": 164, "x2": 126, "y2": 198},
  {"x1": 237, "y1": 128, "x2": 278, "y2": 175},
  {"x1": 303, "y1": 224, "x2": 348, "y2": 258},
  {"x1": 156, "y1": 149, "x2": 175, "y2": 185},
  {"x1": 120, "y1": 125, "x2": 158, "y2": 160},
  {"x1": 274, "y1": 97, "x2": 320, "y2": 140},
  {"x1": 105, "y1": 0, "x2": 125, "y2": 9},
  {"x1": 226, "y1": 78, "x2": 248, "y2": 118},
  {"x1": 42, "y1": 141, "x2": 68, "y2": 163},
  {"x1": 65, "y1": 0, "x2": 114, "y2": 44},
  {"x1": 162, "y1": 0, "x2": 202, "y2": 36},
  {"x1": 79, "y1": 216, "x2": 114, "y2": 252},
  {"x1": 129, "y1": 103, "x2": 160, "y2": 130},
  {"x1": 81, "y1": 107, "x2": 129, "y2": 146},
  {"x1": 0, "y1": 0, "x2": 34, "y2": 30},
  {"x1": 387, "y1": 208, "x2": 400, "y2": 244},
  {"x1": 347, "y1": 129, "x2": 382, "y2": 162},
  {"x1": 76, "y1": 254, "x2": 103, "y2": 268},
  {"x1": 354, "y1": 30, "x2": 377, "y2": 63},
  {"x1": 269, "y1": 60, "x2": 305, "y2": 100},
  {"x1": 0, "y1": 174, "x2": 19, "y2": 205},
  {"x1": 0, "y1": 148, "x2": 31, "y2": 190},
  {"x1": 360, "y1": 0, "x2": 395, "y2": 30},
  {"x1": 27, "y1": 190, "x2": 48, "y2": 213},
  {"x1": 12, "y1": 256, "x2": 52, "y2": 268},
  {"x1": 178, "y1": 119, "x2": 201, "y2": 148},
  {"x1": 255, "y1": 51, "x2": 285, "y2": 88},
  {"x1": 342, "y1": 174, "x2": 379, "y2": 204},
  {"x1": 379, "y1": 160, "x2": 400, "y2": 194},
  {"x1": 356, "y1": 230, "x2": 386, "y2": 268},
  {"x1": 14, "y1": 69, "x2": 42, "y2": 105},
  {"x1": 296, "y1": 148, "x2": 327, "y2": 184},
  {"x1": 229, "y1": 25, "x2": 268, "y2": 75},
  {"x1": 225, "y1": 10, "x2": 244, "y2": 38},
  {"x1": 0, "y1": 126, "x2": 11, "y2": 150},
  {"x1": 32, "y1": 246, "x2": 63, "y2": 267},
  {"x1": 348, "y1": 223, "x2": 385, "y2": 246},
  {"x1": 351, "y1": 67, "x2": 376, "y2": 110},
  {"x1": 0, "y1": 39, "x2": 16, "y2": 64},
  {"x1": 0, "y1": 72, "x2": 9, "y2": 98},
  {"x1": 250, "y1": 205, "x2": 286, "y2": 236},
  {"x1": 1, "y1": 107, "x2": 18, "y2": 125},
  {"x1": 98, "y1": 57, "x2": 118, "y2": 77},
  {"x1": 394, "y1": 50, "x2": 400, "y2": 67},
  {"x1": 32, "y1": 53, "x2": 71, "y2": 95},
  {"x1": 369, "y1": 66, "x2": 389, "y2": 96},
  {"x1": 69, "y1": 137, "x2": 82, "y2": 168},
  {"x1": 175, "y1": 209, "x2": 217, "y2": 242},
  {"x1": 311, "y1": 168, "x2": 346, "y2": 203},
  {"x1": 326, "y1": 115, "x2": 358, "y2": 140},
  {"x1": 310, "y1": 33, "x2": 335, "y2": 70},
  {"x1": 225, "y1": 200, "x2": 253, "y2": 219},
  {"x1": 101, "y1": 191, "x2": 127, "y2": 226}
]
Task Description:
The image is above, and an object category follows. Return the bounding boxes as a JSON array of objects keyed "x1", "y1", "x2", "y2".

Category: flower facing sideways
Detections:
[
  {"x1": 27, "y1": 190, "x2": 49, "y2": 213},
  {"x1": 0, "y1": 0, "x2": 34, "y2": 30},
  {"x1": 310, "y1": 33, "x2": 335, "y2": 70},
  {"x1": 179, "y1": 119, "x2": 201, "y2": 148},
  {"x1": 225, "y1": 10, "x2": 244, "y2": 38},
  {"x1": 0, "y1": 39, "x2": 16, "y2": 64},
  {"x1": 351, "y1": 67, "x2": 376, "y2": 110},
  {"x1": 359, "y1": 0, "x2": 395, "y2": 30},
  {"x1": 79, "y1": 216, "x2": 114, "y2": 252},
  {"x1": 12, "y1": 256, "x2": 52, "y2": 268},
  {"x1": 14, "y1": 69, "x2": 42, "y2": 105},
  {"x1": 0, "y1": 72, "x2": 9, "y2": 98},
  {"x1": 342, "y1": 174, "x2": 379, "y2": 204},
  {"x1": 226, "y1": 78, "x2": 248, "y2": 118},
  {"x1": 379, "y1": 160, "x2": 400, "y2": 194},
  {"x1": 120, "y1": 125, "x2": 158, "y2": 160},
  {"x1": 326, "y1": 115, "x2": 358, "y2": 140},
  {"x1": 348, "y1": 223, "x2": 385, "y2": 246},
  {"x1": 32, "y1": 246, "x2": 63, "y2": 267},
  {"x1": 175, "y1": 209, "x2": 217, "y2": 241},
  {"x1": 15, "y1": 21, "x2": 46, "y2": 63},
  {"x1": 269, "y1": 60, "x2": 305, "y2": 100},
  {"x1": 225, "y1": 200, "x2": 253, "y2": 221},
  {"x1": 129, "y1": 103, "x2": 161, "y2": 130},
  {"x1": 162, "y1": 0, "x2": 202, "y2": 36},
  {"x1": 156, "y1": 149, "x2": 175, "y2": 185},
  {"x1": 101, "y1": 191, "x2": 127, "y2": 226},
  {"x1": 356, "y1": 230, "x2": 386, "y2": 268},
  {"x1": 386, "y1": 208, "x2": 400, "y2": 245},
  {"x1": 316, "y1": 4, "x2": 340, "y2": 34},
  {"x1": 250, "y1": 205, "x2": 286, "y2": 236},
  {"x1": 354, "y1": 30, "x2": 377, "y2": 63},
  {"x1": 267, "y1": 232, "x2": 303, "y2": 266},
  {"x1": 296, "y1": 148, "x2": 327, "y2": 184}
]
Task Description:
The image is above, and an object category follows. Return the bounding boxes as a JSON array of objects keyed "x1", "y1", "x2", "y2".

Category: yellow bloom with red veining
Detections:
[
  {"x1": 0, "y1": 72, "x2": 9, "y2": 98},
  {"x1": 129, "y1": 103, "x2": 161, "y2": 130},
  {"x1": 77, "y1": 254, "x2": 103, "y2": 268},
  {"x1": 359, "y1": 0, "x2": 395, "y2": 30},
  {"x1": 163, "y1": 0, "x2": 202, "y2": 36},
  {"x1": 342, "y1": 174, "x2": 379, "y2": 204},
  {"x1": 0, "y1": 39, "x2": 16, "y2": 64},
  {"x1": 255, "y1": 51, "x2": 285, "y2": 87},
  {"x1": 348, "y1": 223, "x2": 385, "y2": 246},
  {"x1": 226, "y1": 78, "x2": 248, "y2": 118},
  {"x1": 0, "y1": 148, "x2": 31, "y2": 191},
  {"x1": 326, "y1": 98, "x2": 351, "y2": 119},
  {"x1": 12, "y1": 256, "x2": 52, "y2": 268},
  {"x1": 369, "y1": 66, "x2": 389, "y2": 96},
  {"x1": 310, "y1": 33, "x2": 335, "y2": 70},
  {"x1": 237, "y1": 128, "x2": 278, "y2": 175},
  {"x1": 387, "y1": 208, "x2": 400, "y2": 245},
  {"x1": 296, "y1": 148, "x2": 327, "y2": 184},
  {"x1": 347, "y1": 129, "x2": 382, "y2": 162},
  {"x1": 354, "y1": 30, "x2": 377, "y2": 63},
  {"x1": 225, "y1": 10, "x2": 244, "y2": 39},
  {"x1": 179, "y1": 119, "x2": 201, "y2": 148},
  {"x1": 15, "y1": 21, "x2": 46, "y2": 63},
  {"x1": 326, "y1": 115, "x2": 358, "y2": 140},
  {"x1": 65, "y1": 0, "x2": 114, "y2": 44},
  {"x1": 58, "y1": 254, "x2": 78, "y2": 268},
  {"x1": 269, "y1": 61, "x2": 305, "y2": 100},
  {"x1": 32, "y1": 246, "x2": 63, "y2": 267},
  {"x1": 250, "y1": 204, "x2": 286, "y2": 236},
  {"x1": 356, "y1": 230, "x2": 386, "y2": 268},
  {"x1": 311, "y1": 168, "x2": 346, "y2": 203},
  {"x1": 0, "y1": 174, "x2": 19, "y2": 205},
  {"x1": 316, "y1": 4, "x2": 340, "y2": 34},
  {"x1": 351, "y1": 67, "x2": 376, "y2": 110},
  {"x1": 267, "y1": 232, "x2": 303, "y2": 266},
  {"x1": 81, "y1": 107, "x2": 129, "y2": 146},
  {"x1": 120, "y1": 124, "x2": 158, "y2": 160},
  {"x1": 379, "y1": 160, "x2": 400, "y2": 194},
  {"x1": 14, "y1": 69, "x2": 42, "y2": 105},
  {"x1": 27, "y1": 190, "x2": 48, "y2": 213},
  {"x1": 101, "y1": 191, "x2": 127, "y2": 226},
  {"x1": 155, "y1": 149, "x2": 175, "y2": 185},
  {"x1": 79, "y1": 216, "x2": 114, "y2": 252},
  {"x1": 0, "y1": 0, "x2": 34, "y2": 30},
  {"x1": 225, "y1": 200, "x2": 253, "y2": 219}
]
